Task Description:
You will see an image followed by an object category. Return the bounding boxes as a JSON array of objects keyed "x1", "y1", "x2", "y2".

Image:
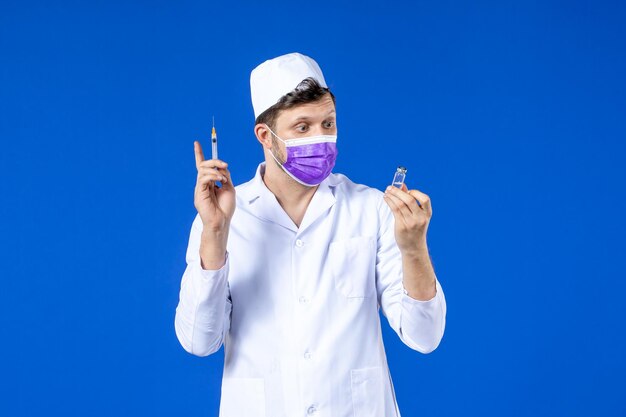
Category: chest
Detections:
[{"x1": 226, "y1": 201, "x2": 382, "y2": 305}]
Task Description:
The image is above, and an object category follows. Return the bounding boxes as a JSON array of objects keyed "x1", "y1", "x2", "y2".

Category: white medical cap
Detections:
[{"x1": 250, "y1": 52, "x2": 328, "y2": 119}]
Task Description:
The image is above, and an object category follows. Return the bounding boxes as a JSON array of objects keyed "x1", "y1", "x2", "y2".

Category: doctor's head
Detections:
[{"x1": 250, "y1": 53, "x2": 338, "y2": 187}]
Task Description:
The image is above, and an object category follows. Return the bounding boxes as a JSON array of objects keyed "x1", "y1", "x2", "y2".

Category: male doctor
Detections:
[{"x1": 175, "y1": 52, "x2": 447, "y2": 417}]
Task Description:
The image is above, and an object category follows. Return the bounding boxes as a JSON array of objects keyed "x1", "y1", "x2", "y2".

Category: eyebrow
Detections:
[{"x1": 291, "y1": 112, "x2": 336, "y2": 122}]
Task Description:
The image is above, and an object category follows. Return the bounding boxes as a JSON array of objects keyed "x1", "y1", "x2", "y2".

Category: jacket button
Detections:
[
  {"x1": 295, "y1": 239, "x2": 304, "y2": 247},
  {"x1": 299, "y1": 296, "x2": 309, "y2": 304},
  {"x1": 307, "y1": 405, "x2": 317, "y2": 414}
]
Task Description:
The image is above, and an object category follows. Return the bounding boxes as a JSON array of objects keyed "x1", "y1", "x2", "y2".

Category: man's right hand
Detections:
[{"x1": 194, "y1": 140, "x2": 236, "y2": 269}]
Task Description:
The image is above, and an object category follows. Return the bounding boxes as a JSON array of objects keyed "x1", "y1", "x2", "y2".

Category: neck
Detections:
[{"x1": 261, "y1": 157, "x2": 318, "y2": 228}]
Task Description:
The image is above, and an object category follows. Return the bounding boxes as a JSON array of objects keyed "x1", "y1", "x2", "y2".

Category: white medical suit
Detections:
[{"x1": 175, "y1": 162, "x2": 447, "y2": 417}]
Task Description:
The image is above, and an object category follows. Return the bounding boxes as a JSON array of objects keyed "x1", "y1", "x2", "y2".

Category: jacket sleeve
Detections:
[
  {"x1": 174, "y1": 214, "x2": 232, "y2": 357},
  {"x1": 375, "y1": 193, "x2": 447, "y2": 354}
]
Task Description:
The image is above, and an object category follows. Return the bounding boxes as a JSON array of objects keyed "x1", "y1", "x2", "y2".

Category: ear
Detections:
[{"x1": 254, "y1": 124, "x2": 273, "y2": 150}]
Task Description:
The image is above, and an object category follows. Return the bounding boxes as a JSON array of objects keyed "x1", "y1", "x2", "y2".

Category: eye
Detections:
[
  {"x1": 295, "y1": 124, "x2": 308, "y2": 133},
  {"x1": 323, "y1": 120, "x2": 335, "y2": 129}
]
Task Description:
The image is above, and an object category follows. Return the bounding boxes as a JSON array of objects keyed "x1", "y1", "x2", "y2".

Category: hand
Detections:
[
  {"x1": 194, "y1": 141, "x2": 236, "y2": 232},
  {"x1": 383, "y1": 183, "x2": 433, "y2": 256}
]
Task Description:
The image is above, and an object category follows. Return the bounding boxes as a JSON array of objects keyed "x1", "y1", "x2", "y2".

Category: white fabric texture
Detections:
[
  {"x1": 250, "y1": 52, "x2": 328, "y2": 118},
  {"x1": 174, "y1": 162, "x2": 447, "y2": 417}
]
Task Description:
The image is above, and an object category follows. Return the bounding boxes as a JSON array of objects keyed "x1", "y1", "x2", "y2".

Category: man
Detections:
[{"x1": 175, "y1": 52, "x2": 446, "y2": 417}]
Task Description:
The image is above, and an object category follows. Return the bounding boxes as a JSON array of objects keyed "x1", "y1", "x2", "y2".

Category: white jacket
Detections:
[{"x1": 175, "y1": 162, "x2": 446, "y2": 417}]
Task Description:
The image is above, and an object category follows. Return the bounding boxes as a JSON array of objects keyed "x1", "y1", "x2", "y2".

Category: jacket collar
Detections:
[{"x1": 237, "y1": 162, "x2": 339, "y2": 234}]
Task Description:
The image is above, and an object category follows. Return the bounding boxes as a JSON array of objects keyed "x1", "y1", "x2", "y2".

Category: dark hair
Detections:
[{"x1": 255, "y1": 77, "x2": 336, "y2": 130}]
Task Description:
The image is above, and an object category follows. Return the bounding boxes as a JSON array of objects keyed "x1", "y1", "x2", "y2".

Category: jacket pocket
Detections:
[
  {"x1": 351, "y1": 366, "x2": 384, "y2": 417},
  {"x1": 329, "y1": 236, "x2": 376, "y2": 298},
  {"x1": 219, "y1": 377, "x2": 266, "y2": 417}
]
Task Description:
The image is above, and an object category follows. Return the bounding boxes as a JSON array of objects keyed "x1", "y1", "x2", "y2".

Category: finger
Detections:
[
  {"x1": 194, "y1": 141, "x2": 205, "y2": 168},
  {"x1": 407, "y1": 189, "x2": 432, "y2": 214},
  {"x1": 196, "y1": 175, "x2": 221, "y2": 194},
  {"x1": 198, "y1": 159, "x2": 228, "y2": 170},
  {"x1": 383, "y1": 194, "x2": 411, "y2": 230},
  {"x1": 383, "y1": 192, "x2": 402, "y2": 216},
  {"x1": 218, "y1": 166, "x2": 234, "y2": 189},
  {"x1": 383, "y1": 193, "x2": 410, "y2": 227},
  {"x1": 198, "y1": 164, "x2": 227, "y2": 174},
  {"x1": 198, "y1": 166, "x2": 231, "y2": 185},
  {"x1": 400, "y1": 183, "x2": 419, "y2": 207},
  {"x1": 385, "y1": 190, "x2": 414, "y2": 221},
  {"x1": 198, "y1": 165, "x2": 226, "y2": 176},
  {"x1": 399, "y1": 182, "x2": 420, "y2": 208},
  {"x1": 387, "y1": 185, "x2": 421, "y2": 213},
  {"x1": 195, "y1": 177, "x2": 213, "y2": 195},
  {"x1": 197, "y1": 172, "x2": 223, "y2": 184}
]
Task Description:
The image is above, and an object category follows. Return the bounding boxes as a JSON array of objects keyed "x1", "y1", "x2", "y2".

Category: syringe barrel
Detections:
[{"x1": 211, "y1": 138, "x2": 218, "y2": 160}]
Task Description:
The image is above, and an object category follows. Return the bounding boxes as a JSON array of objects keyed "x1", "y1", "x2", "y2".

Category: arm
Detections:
[
  {"x1": 174, "y1": 215, "x2": 233, "y2": 356},
  {"x1": 377, "y1": 188, "x2": 447, "y2": 353},
  {"x1": 174, "y1": 141, "x2": 236, "y2": 356}
]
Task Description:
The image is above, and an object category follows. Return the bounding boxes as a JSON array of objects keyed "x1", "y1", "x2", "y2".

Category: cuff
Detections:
[
  {"x1": 197, "y1": 251, "x2": 230, "y2": 278},
  {"x1": 401, "y1": 280, "x2": 441, "y2": 312}
]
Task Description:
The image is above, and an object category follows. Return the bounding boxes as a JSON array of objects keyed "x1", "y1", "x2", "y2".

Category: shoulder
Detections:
[
  {"x1": 328, "y1": 172, "x2": 384, "y2": 205},
  {"x1": 233, "y1": 175, "x2": 258, "y2": 204},
  {"x1": 330, "y1": 172, "x2": 394, "y2": 223},
  {"x1": 234, "y1": 178, "x2": 254, "y2": 194}
]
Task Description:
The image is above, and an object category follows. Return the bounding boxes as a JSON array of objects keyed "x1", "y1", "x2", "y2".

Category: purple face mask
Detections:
[{"x1": 267, "y1": 126, "x2": 338, "y2": 186}]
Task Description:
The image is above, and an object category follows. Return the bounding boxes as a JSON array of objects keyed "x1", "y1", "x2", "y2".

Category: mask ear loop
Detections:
[
  {"x1": 265, "y1": 124, "x2": 285, "y2": 144},
  {"x1": 265, "y1": 124, "x2": 288, "y2": 167},
  {"x1": 264, "y1": 124, "x2": 318, "y2": 187}
]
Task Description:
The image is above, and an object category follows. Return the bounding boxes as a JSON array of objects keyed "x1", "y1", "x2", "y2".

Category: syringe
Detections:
[{"x1": 211, "y1": 116, "x2": 218, "y2": 160}]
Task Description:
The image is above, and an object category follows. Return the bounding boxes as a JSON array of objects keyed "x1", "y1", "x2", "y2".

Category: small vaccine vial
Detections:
[{"x1": 391, "y1": 166, "x2": 407, "y2": 188}]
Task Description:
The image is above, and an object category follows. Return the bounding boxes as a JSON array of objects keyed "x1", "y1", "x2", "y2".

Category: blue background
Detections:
[{"x1": 1, "y1": 1, "x2": 625, "y2": 416}]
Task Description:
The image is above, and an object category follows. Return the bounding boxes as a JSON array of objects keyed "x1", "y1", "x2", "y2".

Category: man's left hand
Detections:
[{"x1": 383, "y1": 183, "x2": 433, "y2": 256}]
